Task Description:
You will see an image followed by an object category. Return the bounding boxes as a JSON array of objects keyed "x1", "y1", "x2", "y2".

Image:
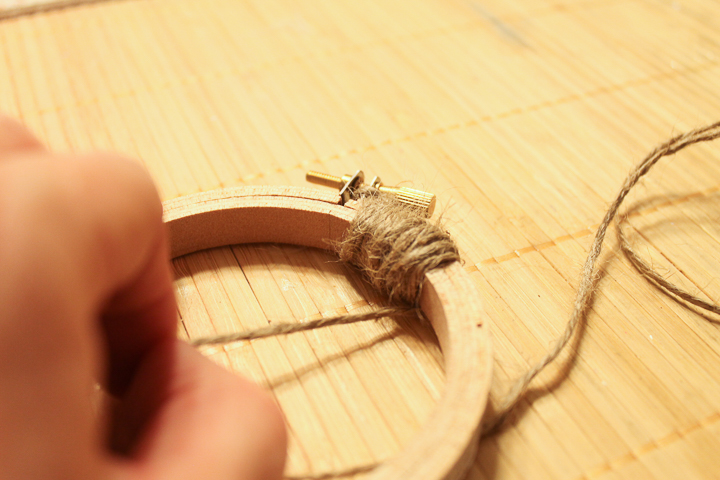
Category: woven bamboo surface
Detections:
[{"x1": 2, "y1": 0, "x2": 720, "y2": 478}]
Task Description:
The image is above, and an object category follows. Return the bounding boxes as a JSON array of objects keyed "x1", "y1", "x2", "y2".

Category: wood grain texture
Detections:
[{"x1": 2, "y1": 0, "x2": 720, "y2": 478}]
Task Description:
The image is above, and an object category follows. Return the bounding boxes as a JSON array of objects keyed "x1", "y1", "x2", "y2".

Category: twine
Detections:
[
  {"x1": 618, "y1": 223, "x2": 720, "y2": 316},
  {"x1": 189, "y1": 121, "x2": 720, "y2": 479},
  {"x1": 190, "y1": 306, "x2": 414, "y2": 347},
  {"x1": 615, "y1": 122, "x2": 720, "y2": 316},
  {"x1": 482, "y1": 121, "x2": 720, "y2": 433},
  {"x1": 0, "y1": 0, "x2": 121, "y2": 20}
]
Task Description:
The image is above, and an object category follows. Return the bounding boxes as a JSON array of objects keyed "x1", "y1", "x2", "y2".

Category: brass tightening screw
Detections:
[
  {"x1": 304, "y1": 171, "x2": 356, "y2": 189},
  {"x1": 306, "y1": 170, "x2": 436, "y2": 216},
  {"x1": 306, "y1": 170, "x2": 365, "y2": 205}
]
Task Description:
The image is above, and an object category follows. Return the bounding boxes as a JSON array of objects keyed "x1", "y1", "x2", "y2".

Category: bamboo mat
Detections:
[{"x1": 2, "y1": 0, "x2": 720, "y2": 478}]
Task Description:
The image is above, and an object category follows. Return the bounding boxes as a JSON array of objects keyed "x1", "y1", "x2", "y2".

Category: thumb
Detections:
[{"x1": 111, "y1": 340, "x2": 287, "y2": 480}]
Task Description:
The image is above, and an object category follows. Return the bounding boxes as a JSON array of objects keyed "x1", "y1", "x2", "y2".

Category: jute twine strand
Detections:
[
  {"x1": 0, "y1": 0, "x2": 119, "y2": 21},
  {"x1": 192, "y1": 121, "x2": 720, "y2": 479},
  {"x1": 190, "y1": 306, "x2": 413, "y2": 346},
  {"x1": 616, "y1": 122, "x2": 720, "y2": 315},
  {"x1": 619, "y1": 225, "x2": 720, "y2": 315},
  {"x1": 483, "y1": 120, "x2": 720, "y2": 433}
]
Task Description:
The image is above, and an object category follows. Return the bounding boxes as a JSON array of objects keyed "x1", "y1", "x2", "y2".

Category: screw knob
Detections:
[{"x1": 378, "y1": 185, "x2": 436, "y2": 216}]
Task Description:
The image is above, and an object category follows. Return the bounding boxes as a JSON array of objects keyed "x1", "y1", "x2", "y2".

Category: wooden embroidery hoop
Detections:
[{"x1": 163, "y1": 185, "x2": 493, "y2": 480}]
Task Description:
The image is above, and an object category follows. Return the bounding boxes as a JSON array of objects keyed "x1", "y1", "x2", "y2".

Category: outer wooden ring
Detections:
[{"x1": 163, "y1": 186, "x2": 492, "y2": 480}]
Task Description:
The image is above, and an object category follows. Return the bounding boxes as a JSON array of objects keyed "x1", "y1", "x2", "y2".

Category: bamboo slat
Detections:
[{"x1": 2, "y1": 0, "x2": 720, "y2": 478}]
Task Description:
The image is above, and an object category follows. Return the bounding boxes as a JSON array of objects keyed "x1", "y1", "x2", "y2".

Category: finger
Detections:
[
  {"x1": 64, "y1": 153, "x2": 178, "y2": 395},
  {"x1": 112, "y1": 340, "x2": 287, "y2": 480},
  {"x1": 101, "y1": 229, "x2": 178, "y2": 395},
  {"x1": 0, "y1": 152, "x2": 177, "y2": 394},
  {"x1": 0, "y1": 116, "x2": 45, "y2": 155}
]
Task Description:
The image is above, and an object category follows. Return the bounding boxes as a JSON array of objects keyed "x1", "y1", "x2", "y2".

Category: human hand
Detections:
[{"x1": 0, "y1": 117, "x2": 287, "y2": 480}]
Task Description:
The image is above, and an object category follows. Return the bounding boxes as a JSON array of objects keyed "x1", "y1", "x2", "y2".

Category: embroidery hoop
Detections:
[{"x1": 163, "y1": 185, "x2": 493, "y2": 480}]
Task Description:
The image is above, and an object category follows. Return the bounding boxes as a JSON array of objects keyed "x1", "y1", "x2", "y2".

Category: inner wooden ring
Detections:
[{"x1": 163, "y1": 186, "x2": 492, "y2": 480}]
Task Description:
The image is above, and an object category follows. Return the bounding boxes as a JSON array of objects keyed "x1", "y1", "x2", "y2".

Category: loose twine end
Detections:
[{"x1": 190, "y1": 120, "x2": 720, "y2": 480}]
